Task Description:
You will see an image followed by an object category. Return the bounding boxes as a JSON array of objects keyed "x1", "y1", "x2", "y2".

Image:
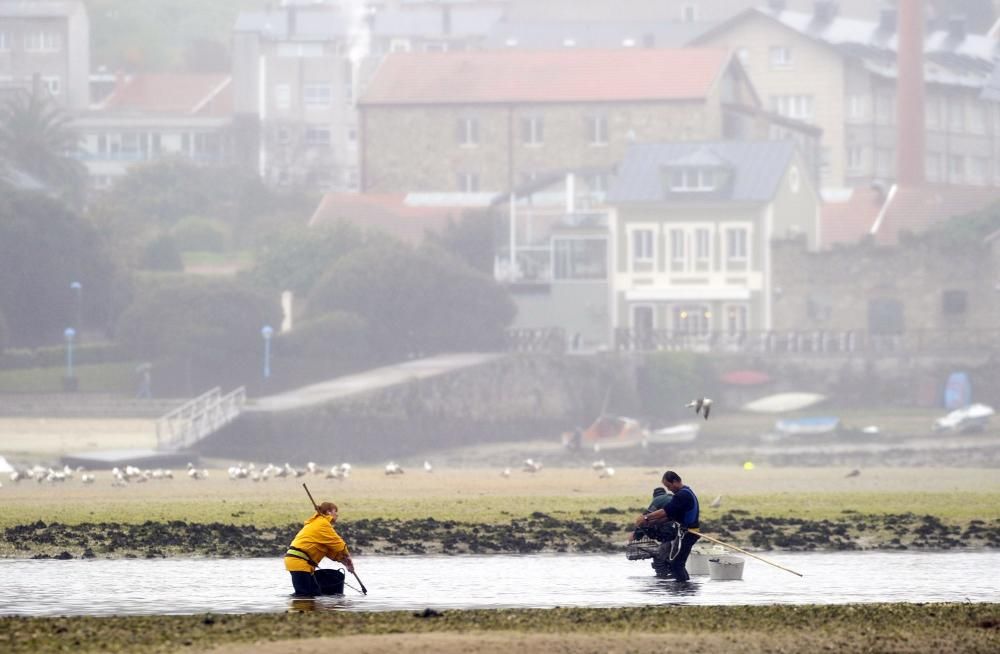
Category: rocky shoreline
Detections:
[{"x1": 3, "y1": 511, "x2": 999, "y2": 560}]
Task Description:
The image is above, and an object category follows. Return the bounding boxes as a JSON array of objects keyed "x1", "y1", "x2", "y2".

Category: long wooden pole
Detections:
[
  {"x1": 302, "y1": 483, "x2": 368, "y2": 594},
  {"x1": 688, "y1": 528, "x2": 803, "y2": 577}
]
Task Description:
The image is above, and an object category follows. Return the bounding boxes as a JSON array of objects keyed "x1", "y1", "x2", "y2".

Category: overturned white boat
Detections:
[
  {"x1": 646, "y1": 422, "x2": 700, "y2": 445},
  {"x1": 933, "y1": 403, "x2": 994, "y2": 434}
]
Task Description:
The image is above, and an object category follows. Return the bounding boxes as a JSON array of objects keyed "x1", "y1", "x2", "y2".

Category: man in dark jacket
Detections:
[{"x1": 634, "y1": 470, "x2": 700, "y2": 581}]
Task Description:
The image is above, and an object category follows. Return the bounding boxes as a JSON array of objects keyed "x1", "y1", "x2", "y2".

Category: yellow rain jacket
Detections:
[{"x1": 284, "y1": 513, "x2": 350, "y2": 573}]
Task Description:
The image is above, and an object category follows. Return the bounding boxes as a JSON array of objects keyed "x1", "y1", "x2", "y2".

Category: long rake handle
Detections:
[
  {"x1": 688, "y1": 528, "x2": 804, "y2": 577},
  {"x1": 302, "y1": 483, "x2": 368, "y2": 594}
]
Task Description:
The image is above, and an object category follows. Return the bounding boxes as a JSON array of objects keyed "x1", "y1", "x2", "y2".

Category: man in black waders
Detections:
[{"x1": 634, "y1": 470, "x2": 700, "y2": 581}]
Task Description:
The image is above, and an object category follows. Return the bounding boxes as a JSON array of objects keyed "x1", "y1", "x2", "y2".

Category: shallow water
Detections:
[{"x1": 1, "y1": 551, "x2": 998, "y2": 617}]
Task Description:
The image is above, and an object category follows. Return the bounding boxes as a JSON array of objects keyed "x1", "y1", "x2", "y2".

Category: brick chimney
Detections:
[{"x1": 895, "y1": 0, "x2": 925, "y2": 187}]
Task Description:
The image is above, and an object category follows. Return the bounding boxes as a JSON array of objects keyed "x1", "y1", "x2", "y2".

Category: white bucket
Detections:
[
  {"x1": 687, "y1": 551, "x2": 711, "y2": 575},
  {"x1": 708, "y1": 554, "x2": 745, "y2": 581}
]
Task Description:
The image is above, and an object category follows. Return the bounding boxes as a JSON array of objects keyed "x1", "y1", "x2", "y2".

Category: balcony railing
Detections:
[{"x1": 613, "y1": 329, "x2": 1000, "y2": 355}]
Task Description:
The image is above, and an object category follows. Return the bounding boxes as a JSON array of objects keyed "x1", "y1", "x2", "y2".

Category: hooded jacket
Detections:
[{"x1": 284, "y1": 513, "x2": 350, "y2": 573}]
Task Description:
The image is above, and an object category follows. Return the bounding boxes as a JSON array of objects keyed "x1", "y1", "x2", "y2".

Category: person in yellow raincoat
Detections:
[{"x1": 284, "y1": 501, "x2": 356, "y2": 596}]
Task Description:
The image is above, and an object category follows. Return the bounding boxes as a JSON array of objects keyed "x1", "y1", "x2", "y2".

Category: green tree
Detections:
[
  {"x1": 0, "y1": 186, "x2": 120, "y2": 346},
  {"x1": 0, "y1": 309, "x2": 9, "y2": 352},
  {"x1": 275, "y1": 311, "x2": 371, "y2": 369},
  {"x1": 307, "y1": 241, "x2": 515, "y2": 360},
  {"x1": 115, "y1": 278, "x2": 281, "y2": 370},
  {"x1": 636, "y1": 352, "x2": 718, "y2": 422},
  {"x1": 426, "y1": 209, "x2": 496, "y2": 275},
  {"x1": 0, "y1": 89, "x2": 86, "y2": 205},
  {"x1": 248, "y1": 222, "x2": 365, "y2": 295}
]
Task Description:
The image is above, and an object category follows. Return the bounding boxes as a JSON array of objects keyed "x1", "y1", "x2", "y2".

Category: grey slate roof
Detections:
[
  {"x1": 484, "y1": 20, "x2": 715, "y2": 49},
  {"x1": 234, "y1": 10, "x2": 351, "y2": 39},
  {"x1": 607, "y1": 141, "x2": 796, "y2": 205},
  {"x1": 234, "y1": 6, "x2": 503, "y2": 40}
]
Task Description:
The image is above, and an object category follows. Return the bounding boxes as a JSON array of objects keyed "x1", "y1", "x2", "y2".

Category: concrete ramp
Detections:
[{"x1": 248, "y1": 353, "x2": 505, "y2": 413}]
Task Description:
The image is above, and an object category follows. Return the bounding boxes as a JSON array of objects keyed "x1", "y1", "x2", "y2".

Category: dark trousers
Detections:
[
  {"x1": 669, "y1": 531, "x2": 701, "y2": 582},
  {"x1": 290, "y1": 571, "x2": 321, "y2": 596}
]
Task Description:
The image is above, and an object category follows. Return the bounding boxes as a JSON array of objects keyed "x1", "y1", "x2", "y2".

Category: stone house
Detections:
[{"x1": 357, "y1": 48, "x2": 820, "y2": 194}]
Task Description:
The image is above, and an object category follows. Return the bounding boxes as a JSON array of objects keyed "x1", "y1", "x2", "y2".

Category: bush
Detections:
[
  {"x1": 171, "y1": 216, "x2": 228, "y2": 252},
  {"x1": 115, "y1": 278, "x2": 281, "y2": 370},
  {"x1": 307, "y1": 241, "x2": 515, "y2": 360},
  {"x1": 140, "y1": 234, "x2": 184, "y2": 271},
  {"x1": 275, "y1": 311, "x2": 370, "y2": 368}
]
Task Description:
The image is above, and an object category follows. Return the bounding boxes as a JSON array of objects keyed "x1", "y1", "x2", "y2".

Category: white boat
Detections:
[
  {"x1": 932, "y1": 403, "x2": 995, "y2": 434},
  {"x1": 742, "y1": 392, "x2": 826, "y2": 414},
  {"x1": 774, "y1": 416, "x2": 840, "y2": 436},
  {"x1": 708, "y1": 554, "x2": 745, "y2": 581},
  {"x1": 646, "y1": 422, "x2": 700, "y2": 445}
]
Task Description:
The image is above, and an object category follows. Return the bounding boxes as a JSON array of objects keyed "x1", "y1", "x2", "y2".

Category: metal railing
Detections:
[
  {"x1": 507, "y1": 327, "x2": 567, "y2": 354},
  {"x1": 613, "y1": 329, "x2": 1000, "y2": 356},
  {"x1": 155, "y1": 386, "x2": 246, "y2": 451}
]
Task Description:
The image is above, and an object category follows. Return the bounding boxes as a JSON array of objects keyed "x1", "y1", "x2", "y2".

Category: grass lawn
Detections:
[{"x1": 0, "y1": 363, "x2": 135, "y2": 394}]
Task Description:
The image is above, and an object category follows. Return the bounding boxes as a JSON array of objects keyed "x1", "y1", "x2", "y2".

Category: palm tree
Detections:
[{"x1": 0, "y1": 86, "x2": 86, "y2": 205}]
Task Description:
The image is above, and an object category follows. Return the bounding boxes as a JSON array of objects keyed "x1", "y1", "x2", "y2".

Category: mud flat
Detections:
[{"x1": 1, "y1": 604, "x2": 998, "y2": 654}]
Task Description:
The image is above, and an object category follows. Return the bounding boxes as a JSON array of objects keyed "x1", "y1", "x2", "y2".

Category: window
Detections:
[
  {"x1": 771, "y1": 94, "x2": 814, "y2": 121},
  {"x1": 277, "y1": 43, "x2": 323, "y2": 57},
  {"x1": 673, "y1": 305, "x2": 711, "y2": 335},
  {"x1": 585, "y1": 114, "x2": 608, "y2": 146},
  {"x1": 552, "y1": 238, "x2": 607, "y2": 280},
  {"x1": 276, "y1": 127, "x2": 291, "y2": 144},
  {"x1": 875, "y1": 92, "x2": 894, "y2": 125},
  {"x1": 848, "y1": 95, "x2": 866, "y2": 121},
  {"x1": 24, "y1": 32, "x2": 61, "y2": 52},
  {"x1": 632, "y1": 229, "x2": 654, "y2": 264},
  {"x1": 41, "y1": 76, "x2": 60, "y2": 96},
  {"x1": 736, "y1": 47, "x2": 750, "y2": 65},
  {"x1": 926, "y1": 152, "x2": 942, "y2": 181},
  {"x1": 969, "y1": 157, "x2": 988, "y2": 185},
  {"x1": 948, "y1": 98, "x2": 965, "y2": 132},
  {"x1": 669, "y1": 168, "x2": 717, "y2": 192},
  {"x1": 304, "y1": 128, "x2": 331, "y2": 147},
  {"x1": 456, "y1": 116, "x2": 479, "y2": 146},
  {"x1": 669, "y1": 228, "x2": 686, "y2": 273},
  {"x1": 942, "y1": 290, "x2": 967, "y2": 315},
  {"x1": 274, "y1": 84, "x2": 291, "y2": 110},
  {"x1": 303, "y1": 84, "x2": 332, "y2": 107},
  {"x1": 0, "y1": 33, "x2": 7, "y2": 51},
  {"x1": 389, "y1": 39, "x2": 411, "y2": 53},
  {"x1": 925, "y1": 95, "x2": 942, "y2": 128},
  {"x1": 681, "y1": 4, "x2": 697, "y2": 22},
  {"x1": 521, "y1": 115, "x2": 544, "y2": 145},
  {"x1": 347, "y1": 126, "x2": 357, "y2": 146},
  {"x1": 969, "y1": 102, "x2": 986, "y2": 134},
  {"x1": 949, "y1": 155, "x2": 965, "y2": 182},
  {"x1": 725, "y1": 227, "x2": 748, "y2": 271},
  {"x1": 769, "y1": 46, "x2": 792, "y2": 69},
  {"x1": 847, "y1": 146, "x2": 864, "y2": 173},
  {"x1": 875, "y1": 148, "x2": 892, "y2": 177},
  {"x1": 694, "y1": 228, "x2": 711, "y2": 272},
  {"x1": 423, "y1": 41, "x2": 448, "y2": 52},
  {"x1": 457, "y1": 172, "x2": 479, "y2": 192}
]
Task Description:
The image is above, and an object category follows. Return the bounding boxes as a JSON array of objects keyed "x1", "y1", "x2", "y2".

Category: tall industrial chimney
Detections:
[{"x1": 895, "y1": 0, "x2": 925, "y2": 187}]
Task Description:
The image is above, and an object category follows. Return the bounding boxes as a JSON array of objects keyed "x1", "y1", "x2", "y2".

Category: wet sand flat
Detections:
[{"x1": 0, "y1": 418, "x2": 157, "y2": 455}]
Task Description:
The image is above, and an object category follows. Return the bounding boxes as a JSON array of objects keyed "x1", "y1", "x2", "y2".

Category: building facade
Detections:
[
  {"x1": 694, "y1": 5, "x2": 999, "y2": 189},
  {"x1": 607, "y1": 140, "x2": 820, "y2": 347},
  {"x1": 0, "y1": 0, "x2": 90, "y2": 110},
  {"x1": 357, "y1": 48, "x2": 817, "y2": 194}
]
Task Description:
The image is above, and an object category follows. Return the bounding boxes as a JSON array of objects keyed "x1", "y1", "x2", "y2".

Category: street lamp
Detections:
[
  {"x1": 69, "y1": 281, "x2": 82, "y2": 330},
  {"x1": 63, "y1": 327, "x2": 77, "y2": 391},
  {"x1": 261, "y1": 325, "x2": 274, "y2": 379}
]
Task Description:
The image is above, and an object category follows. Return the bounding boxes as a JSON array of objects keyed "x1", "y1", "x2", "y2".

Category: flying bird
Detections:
[
  {"x1": 709, "y1": 495, "x2": 722, "y2": 508},
  {"x1": 686, "y1": 397, "x2": 712, "y2": 420}
]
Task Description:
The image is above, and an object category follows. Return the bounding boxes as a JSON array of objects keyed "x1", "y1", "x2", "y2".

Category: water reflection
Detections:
[{"x1": 1, "y1": 552, "x2": 998, "y2": 617}]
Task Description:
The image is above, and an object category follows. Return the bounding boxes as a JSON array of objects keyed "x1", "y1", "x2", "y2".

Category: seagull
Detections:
[
  {"x1": 501, "y1": 467, "x2": 511, "y2": 478},
  {"x1": 709, "y1": 495, "x2": 722, "y2": 508},
  {"x1": 591, "y1": 459, "x2": 606, "y2": 470},
  {"x1": 845, "y1": 469, "x2": 861, "y2": 478},
  {"x1": 598, "y1": 466, "x2": 615, "y2": 479},
  {"x1": 423, "y1": 460, "x2": 433, "y2": 473},
  {"x1": 685, "y1": 397, "x2": 712, "y2": 420},
  {"x1": 522, "y1": 458, "x2": 542, "y2": 473}
]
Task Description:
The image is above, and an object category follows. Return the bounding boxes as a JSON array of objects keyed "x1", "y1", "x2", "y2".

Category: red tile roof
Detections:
[
  {"x1": 822, "y1": 184, "x2": 1000, "y2": 248},
  {"x1": 101, "y1": 74, "x2": 233, "y2": 116},
  {"x1": 308, "y1": 193, "x2": 471, "y2": 244},
  {"x1": 874, "y1": 184, "x2": 1000, "y2": 246},
  {"x1": 359, "y1": 49, "x2": 732, "y2": 105}
]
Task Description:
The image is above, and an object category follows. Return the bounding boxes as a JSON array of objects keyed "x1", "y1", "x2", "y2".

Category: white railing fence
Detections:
[{"x1": 155, "y1": 386, "x2": 246, "y2": 451}]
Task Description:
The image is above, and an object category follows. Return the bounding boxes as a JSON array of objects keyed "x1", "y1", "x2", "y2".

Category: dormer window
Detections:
[{"x1": 669, "y1": 168, "x2": 718, "y2": 192}]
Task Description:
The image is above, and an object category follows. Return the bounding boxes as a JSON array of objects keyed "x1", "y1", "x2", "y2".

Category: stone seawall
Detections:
[{"x1": 198, "y1": 354, "x2": 621, "y2": 463}]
